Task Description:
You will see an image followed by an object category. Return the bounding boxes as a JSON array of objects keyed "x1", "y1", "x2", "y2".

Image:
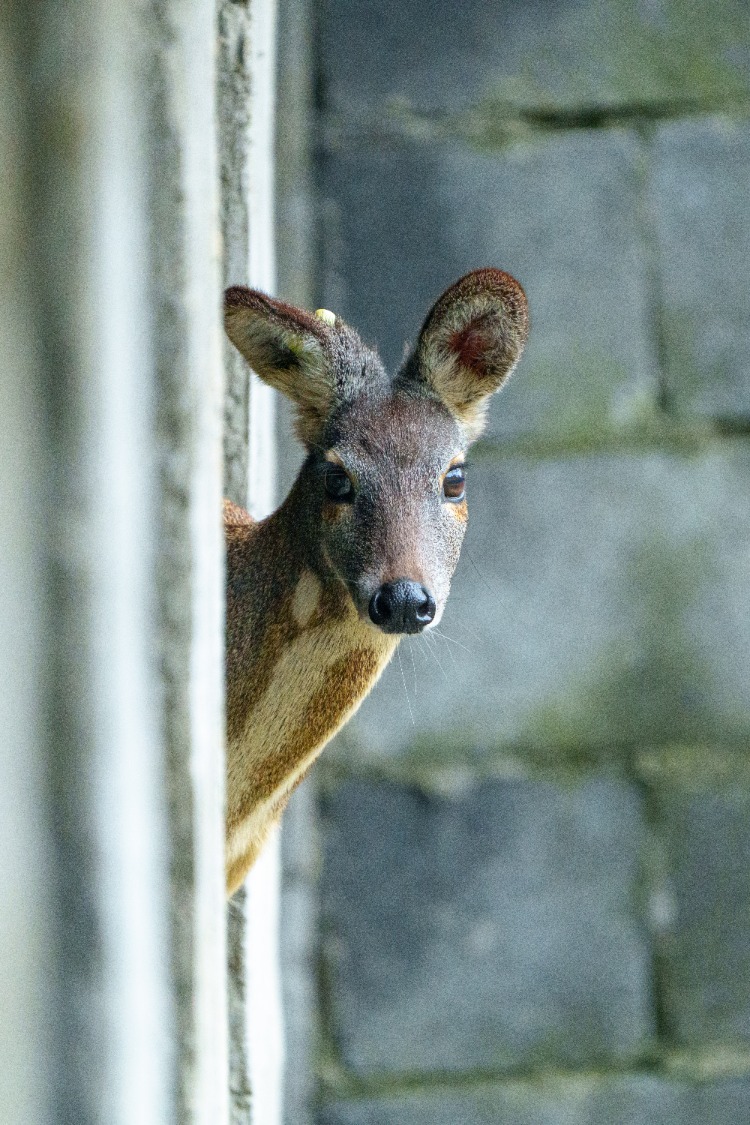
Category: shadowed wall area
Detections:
[{"x1": 275, "y1": 1, "x2": 750, "y2": 1122}]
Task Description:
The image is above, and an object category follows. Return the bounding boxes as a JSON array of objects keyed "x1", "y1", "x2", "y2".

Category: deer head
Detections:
[{"x1": 224, "y1": 269, "x2": 528, "y2": 638}]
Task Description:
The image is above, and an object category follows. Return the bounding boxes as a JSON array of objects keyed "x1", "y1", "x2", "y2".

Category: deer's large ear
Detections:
[
  {"x1": 224, "y1": 287, "x2": 335, "y2": 445},
  {"x1": 406, "y1": 269, "x2": 529, "y2": 442}
]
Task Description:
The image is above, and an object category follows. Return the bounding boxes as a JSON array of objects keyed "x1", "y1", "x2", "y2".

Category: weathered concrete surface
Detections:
[
  {"x1": 321, "y1": 131, "x2": 659, "y2": 444},
  {"x1": 321, "y1": 778, "x2": 652, "y2": 1075},
  {"x1": 319, "y1": 1075, "x2": 750, "y2": 1125},
  {"x1": 0, "y1": 16, "x2": 54, "y2": 1123},
  {"x1": 646, "y1": 758, "x2": 750, "y2": 1047},
  {"x1": 319, "y1": 0, "x2": 750, "y2": 117},
  {"x1": 1, "y1": 0, "x2": 232, "y2": 1121},
  {"x1": 650, "y1": 117, "x2": 750, "y2": 422},
  {"x1": 218, "y1": 1, "x2": 283, "y2": 1123}
]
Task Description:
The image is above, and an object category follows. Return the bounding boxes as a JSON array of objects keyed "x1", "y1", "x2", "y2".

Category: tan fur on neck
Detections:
[{"x1": 225, "y1": 565, "x2": 396, "y2": 894}]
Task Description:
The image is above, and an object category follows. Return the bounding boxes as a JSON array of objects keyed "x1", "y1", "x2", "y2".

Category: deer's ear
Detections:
[
  {"x1": 410, "y1": 269, "x2": 529, "y2": 442},
  {"x1": 224, "y1": 287, "x2": 335, "y2": 444}
]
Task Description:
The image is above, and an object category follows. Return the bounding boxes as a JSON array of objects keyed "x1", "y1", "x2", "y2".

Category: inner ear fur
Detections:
[
  {"x1": 411, "y1": 268, "x2": 529, "y2": 441},
  {"x1": 224, "y1": 287, "x2": 335, "y2": 445}
]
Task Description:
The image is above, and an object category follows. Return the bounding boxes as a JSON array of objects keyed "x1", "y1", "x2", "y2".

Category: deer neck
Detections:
[{"x1": 225, "y1": 466, "x2": 398, "y2": 835}]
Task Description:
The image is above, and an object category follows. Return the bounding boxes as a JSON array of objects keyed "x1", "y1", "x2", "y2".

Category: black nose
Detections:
[{"x1": 368, "y1": 580, "x2": 436, "y2": 634}]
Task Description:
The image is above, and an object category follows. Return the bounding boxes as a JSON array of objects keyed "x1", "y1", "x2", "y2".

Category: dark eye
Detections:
[
  {"x1": 324, "y1": 465, "x2": 354, "y2": 502},
  {"x1": 443, "y1": 465, "x2": 466, "y2": 502}
]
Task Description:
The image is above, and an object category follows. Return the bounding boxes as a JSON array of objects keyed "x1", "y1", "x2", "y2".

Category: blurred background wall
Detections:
[{"x1": 276, "y1": 2, "x2": 750, "y2": 1122}]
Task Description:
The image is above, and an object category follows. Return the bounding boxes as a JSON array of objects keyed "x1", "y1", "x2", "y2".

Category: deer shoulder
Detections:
[{"x1": 223, "y1": 269, "x2": 528, "y2": 895}]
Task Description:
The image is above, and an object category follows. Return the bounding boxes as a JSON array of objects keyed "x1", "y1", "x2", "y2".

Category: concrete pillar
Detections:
[
  {"x1": 218, "y1": 1, "x2": 283, "y2": 1123},
  {"x1": 0, "y1": 16, "x2": 55, "y2": 1125},
  {"x1": 1, "y1": 1, "x2": 228, "y2": 1121},
  {"x1": 147, "y1": 1, "x2": 228, "y2": 1120}
]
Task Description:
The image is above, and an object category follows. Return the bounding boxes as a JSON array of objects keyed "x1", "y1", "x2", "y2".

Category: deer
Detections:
[{"x1": 223, "y1": 268, "x2": 529, "y2": 895}]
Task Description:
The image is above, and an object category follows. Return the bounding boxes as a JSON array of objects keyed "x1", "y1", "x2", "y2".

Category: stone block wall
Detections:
[{"x1": 278, "y1": 1, "x2": 750, "y2": 1121}]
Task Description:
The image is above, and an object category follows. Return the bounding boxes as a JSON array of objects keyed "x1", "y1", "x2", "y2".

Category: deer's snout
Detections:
[{"x1": 368, "y1": 580, "x2": 436, "y2": 635}]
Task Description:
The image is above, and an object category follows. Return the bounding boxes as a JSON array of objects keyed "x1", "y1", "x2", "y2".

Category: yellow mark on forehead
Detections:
[
  {"x1": 324, "y1": 449, "x2": 345, "y2": 466},
  {"x1": 292, "y1": 568, "x2": 322, "y2": 628}
]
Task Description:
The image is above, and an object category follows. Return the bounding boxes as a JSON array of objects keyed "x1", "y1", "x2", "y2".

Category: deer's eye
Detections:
[
  {"x1": 324, "y1": 465, "x2": 354, "y2": 502},
  {"x1": 443, "y1": 465, "x2": 466, "y2": 502}
]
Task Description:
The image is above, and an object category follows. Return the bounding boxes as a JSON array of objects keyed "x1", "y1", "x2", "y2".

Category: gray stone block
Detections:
[
  {"x1": 318, "y1": 1076, "x2": 750, "y2": 1125},
  {"x1": 321, "y1": 777, "x2": 652, "y2": 1075},
  {"x1": 650, "y1": 118, "x2": 750, "y2": 421},
  {"x1": 333, "y1": 447, "x2": 750, "y2": 764},
  {"x1": 319, "y1": 0, "x2": 750, "y2": 118},
  {"x1": 322, "y1": 132, "x2": 658, "y2": 444},
  {"x1": 658, "y1": 783, "x2": 750, "y2": 1045}
]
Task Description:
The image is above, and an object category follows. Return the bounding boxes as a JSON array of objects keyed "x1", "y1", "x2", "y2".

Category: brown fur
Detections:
[
  {"x1": 224, "y1": 480, "x2": 397, "y2": 893},
  {"x1": 223, "y1": 270, "x2": 528, "y2": 894}
]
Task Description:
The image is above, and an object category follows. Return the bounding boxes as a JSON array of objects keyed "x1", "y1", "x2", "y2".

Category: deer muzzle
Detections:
[{"x1": 368, "y1": 580, "x2": 436, "y2": 635}]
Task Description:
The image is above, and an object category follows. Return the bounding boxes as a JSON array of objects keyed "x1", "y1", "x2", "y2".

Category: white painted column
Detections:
[
  {"x1": 147, "y1": 2, "x2": 229, "y2": 1120},
  {"x1": 1, "y1": 2, "x2": 229, "y2": 1122},
  {"x1": 87, "y1": 5, "x2": 175, "y2": 1118},
  {"x1": 0, "y1": 1, "x2": 179, "y2": 1121}
]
